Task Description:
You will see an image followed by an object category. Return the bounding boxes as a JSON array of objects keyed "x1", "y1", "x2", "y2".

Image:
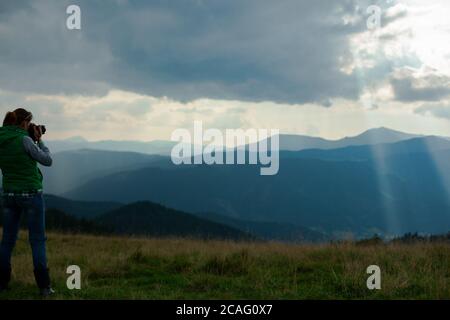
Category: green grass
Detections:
[{"x1": 1, "y1": 230, "x2": 449, "y2": 299}]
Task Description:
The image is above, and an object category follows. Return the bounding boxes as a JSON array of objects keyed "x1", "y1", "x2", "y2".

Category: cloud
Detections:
[
  {"x1": 0, "y1": 0, "x2": 373, "y2": 104},
  {"x1": 415, "y1": 102, "x2": 450, "y2": 120},
  {"x1": 390, "y1": 68, "x2": 450, "y2": 102},
  {"x1": 2, "y1": 0, "x2": 450, "y2": 142}
]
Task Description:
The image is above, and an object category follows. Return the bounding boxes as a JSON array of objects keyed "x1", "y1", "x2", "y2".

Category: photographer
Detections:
[{"x1": 0, "y1": 108, "x2": 54, "y2": 297}]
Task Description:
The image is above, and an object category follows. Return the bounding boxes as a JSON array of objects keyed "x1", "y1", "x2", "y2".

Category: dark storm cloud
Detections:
[
  {"x1": 391, "y1": 74, "x2": 450, "y2": 102},
  {"x1": 0, "y1": 0, "x2": 376, "y2": 104},
  {"x1": 0, "y1": 1, "x2": 32, "y2": 15}
]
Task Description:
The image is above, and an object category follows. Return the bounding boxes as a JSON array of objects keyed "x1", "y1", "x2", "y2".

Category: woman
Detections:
[{"x1": 0, "y1": 108, "x2": 54, "y2": 297}]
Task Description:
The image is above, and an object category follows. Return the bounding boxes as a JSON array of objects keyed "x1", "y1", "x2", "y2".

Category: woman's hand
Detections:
[{"x1": 34, "y1": 125, "x2": 43, "y2": 142}]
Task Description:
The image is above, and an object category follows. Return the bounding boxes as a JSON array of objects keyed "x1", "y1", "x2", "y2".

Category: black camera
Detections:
[{"x1": 28, "y1": 123, "x2": 46, "y2": 142}]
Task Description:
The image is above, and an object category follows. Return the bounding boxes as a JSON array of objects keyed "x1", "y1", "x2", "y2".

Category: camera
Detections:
[{"x1": 28, "y1": 123, "x2": 46, "y2": 142}]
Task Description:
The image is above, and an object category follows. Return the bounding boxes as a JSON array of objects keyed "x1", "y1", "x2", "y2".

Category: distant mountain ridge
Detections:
[
  {"x1": 46, "y1": 139, "x2": 178, "y2": 155},
  {"x1": 282, "y1": 136, "x2": 450, "y2": 161},
  {"x1": 47, "y1": 127, "x2": 422, "y2": 154},
  {"x1": 247, "y1": 127, "x2": 420, "y2": 151}
]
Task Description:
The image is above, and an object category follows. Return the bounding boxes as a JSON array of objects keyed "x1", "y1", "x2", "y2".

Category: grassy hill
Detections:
[
  {"x1": 1, "y1": 230, "x2": 449, "y2": 299},
  {"x1": 95, "y1": 202, "x2": 255, "y2": 240}
]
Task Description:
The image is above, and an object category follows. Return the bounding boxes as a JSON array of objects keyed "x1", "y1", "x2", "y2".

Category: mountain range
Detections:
[
  {"x1": 3, "y1": 127, "x2": 450, "y2": 240},
  {"x1": 40, "y1": 127, "x2": 429, "y2": 195},
  {"x1": 57, "y1": 128, "x2": 450, "y2": 238},
  {"x1": 46, "y1": 127, "x2": 423, "y2": 155},
  {"x1": 257, "y1": 127, "x2": 421, "y2": 151}
]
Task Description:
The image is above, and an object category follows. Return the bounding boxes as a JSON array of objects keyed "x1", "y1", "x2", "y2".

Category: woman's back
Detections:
[{"x1": 0, "y1": 125, "x2": 43, "y2": 192}]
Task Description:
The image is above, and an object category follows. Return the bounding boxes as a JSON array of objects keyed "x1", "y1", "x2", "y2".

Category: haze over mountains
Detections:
[
  {"x1": 6, "y1": 127, "x2": 450, "y2": 241},
  {"x1": 41, "y1": 150, "x2": 168, "y2": 194},
  {"x1": 46, "y1": 127, "x2": 423, "y2": 155},
  {"x1": 46, "y1": 138, "x2": 178, "y2": 156},
  {"x1": 40, "y1": 127, "x2": 422, "y2": 195}
]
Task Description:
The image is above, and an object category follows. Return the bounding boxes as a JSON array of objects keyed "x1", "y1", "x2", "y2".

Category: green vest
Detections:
[{"x1": 0, "y1": 126, "x2": 43, "y2": 192}]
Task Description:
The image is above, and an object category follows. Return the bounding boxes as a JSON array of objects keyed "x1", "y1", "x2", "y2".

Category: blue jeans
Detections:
[{"x1": 0, "y1": 193, "x2": 48, "y2": 272}]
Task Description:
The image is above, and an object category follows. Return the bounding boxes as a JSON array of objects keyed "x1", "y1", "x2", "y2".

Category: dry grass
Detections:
[{"x1": 1, "y1": 230, "x2": 449, "y2": 299}]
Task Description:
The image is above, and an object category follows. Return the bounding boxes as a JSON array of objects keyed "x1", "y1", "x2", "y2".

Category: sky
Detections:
[{"x1": 0, "y1": 0, "x2": 449, "y2": 141}]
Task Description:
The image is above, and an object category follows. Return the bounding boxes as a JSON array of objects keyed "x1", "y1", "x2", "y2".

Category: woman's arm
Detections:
[{"x1": 22, "y1": 136, "x2": 53, "y2": 166}]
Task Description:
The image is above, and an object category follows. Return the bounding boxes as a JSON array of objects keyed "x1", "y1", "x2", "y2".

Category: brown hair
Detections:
[{"x1": 2, "y1": 108, "x2": 32, "y2": 127}]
